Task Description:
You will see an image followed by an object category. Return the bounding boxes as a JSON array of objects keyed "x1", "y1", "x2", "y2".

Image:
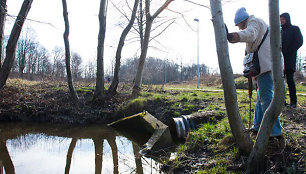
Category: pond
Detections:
[{"x1": 0, "y1": 122, "x2": 172, "y2": 174}]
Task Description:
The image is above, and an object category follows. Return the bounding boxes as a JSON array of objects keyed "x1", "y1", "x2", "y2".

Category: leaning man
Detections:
[{"x1": 227, "y1": 7, "x2": 282, "y2": 137}]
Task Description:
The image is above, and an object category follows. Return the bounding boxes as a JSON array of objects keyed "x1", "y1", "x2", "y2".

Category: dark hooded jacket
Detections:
[{"x1": 280, "y1": 13, "x2": 303, "y2": 72}]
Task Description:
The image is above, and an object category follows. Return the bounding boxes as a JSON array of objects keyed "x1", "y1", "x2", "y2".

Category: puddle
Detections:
[{"x1": 0, "y1": 122, "x2": 167, "y2": 174}]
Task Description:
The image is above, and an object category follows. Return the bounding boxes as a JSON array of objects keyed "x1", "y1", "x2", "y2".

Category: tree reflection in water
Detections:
[
  {"x1": 0, "y1": 123, "x2": 165, "y2": 173},
  {"x1": 0, "y1": 140, "x2": 15, "y2": 174}
]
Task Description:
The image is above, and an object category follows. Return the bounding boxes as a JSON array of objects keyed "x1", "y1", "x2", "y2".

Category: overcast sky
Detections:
[{"x1": 4, "y1": 0, "x2": 306, "y2": 74}]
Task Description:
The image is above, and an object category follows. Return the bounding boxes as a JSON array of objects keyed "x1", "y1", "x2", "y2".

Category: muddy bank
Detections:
[{"x1": 0, "y1": 80, "x2": 213, "y2": 125}]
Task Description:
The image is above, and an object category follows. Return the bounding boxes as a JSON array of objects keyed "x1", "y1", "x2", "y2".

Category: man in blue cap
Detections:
[{"x1": 227, "y1": 7, "x2": 282, "y2": 137}]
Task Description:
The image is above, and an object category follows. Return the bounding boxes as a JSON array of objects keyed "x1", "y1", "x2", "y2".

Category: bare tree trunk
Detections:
[
  {"x1": 0, "y1": 0, "x2": 33, "y2": 89},
  {"x1": 18, "y1": 39, "x2": 26, "y2": 79},
  {"x1": 95, "y1": 0, "x2": 108, "y2": 100},
  {"x1": 62, "y1": 0, "x2": 79, "y2": 102},
  {"x1": 138, "y1": 0, "x2": 144, "y2": 48},
  {"x1": 64, "y1": 138, "x2": 77, "y2": 174},
  {"x1": 209, "y1": 0, "x2": 253, "y2": 154},
  {"x1": 132, "y1": 0, "x2": 173, "y2": 97},
  {"x1": 246, "y1": 0, "x2": 286, "y2": 173},
  {"x1": 0, "y1": 0, "x2": 7, "y2": 69},
  {"x1": 108, "y1": 0, "x2": 139, "y2": 96}
]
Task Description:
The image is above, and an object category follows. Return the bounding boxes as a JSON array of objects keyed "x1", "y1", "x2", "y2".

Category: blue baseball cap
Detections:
[{"x1": 234, "y1": 7, "x2": 249, "y2": 25}]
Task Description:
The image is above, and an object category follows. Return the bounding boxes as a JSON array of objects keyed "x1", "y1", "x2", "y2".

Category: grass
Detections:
[
  {"x1": 76, "y1": 86, "x2": 95, "y2": 93},
  {"x1": 197, "y1": 164, "x2": 237, "y2": 174},
  {"x1": 169, "y1": 117, "x2": 238, "y2": 173},
  {"x1": 160, "y1": 80, "x2": 305, "y2": 173}
]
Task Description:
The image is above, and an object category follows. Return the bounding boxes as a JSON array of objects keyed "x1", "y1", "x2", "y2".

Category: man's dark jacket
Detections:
[{"x1": 280, "y1": 13, "x2": 303, "y2": 72}]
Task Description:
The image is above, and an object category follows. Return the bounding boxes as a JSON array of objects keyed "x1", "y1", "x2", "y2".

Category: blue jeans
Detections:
[{"x1": 253, "y1": 72, "x2": 282, "y2": 136}]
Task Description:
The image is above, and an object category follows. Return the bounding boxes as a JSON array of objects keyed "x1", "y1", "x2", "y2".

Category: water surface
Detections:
[{"x1": 0, "y1": 122, "x2": 165, "y2": 174}]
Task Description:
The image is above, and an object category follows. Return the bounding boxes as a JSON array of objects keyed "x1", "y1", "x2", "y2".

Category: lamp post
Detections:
[{"x1": 194, "y1": 18, "x2": 200, "y2": 89}]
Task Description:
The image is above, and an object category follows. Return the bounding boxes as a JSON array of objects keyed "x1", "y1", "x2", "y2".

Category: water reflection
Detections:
[{"x1": 0, "y1": 123, "x2": 165, "y2": 174}]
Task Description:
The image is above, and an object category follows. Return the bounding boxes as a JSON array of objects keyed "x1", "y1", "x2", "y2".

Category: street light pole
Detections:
[{"x1": 194, "y1": 18, "x2": 200, "y2": 89}]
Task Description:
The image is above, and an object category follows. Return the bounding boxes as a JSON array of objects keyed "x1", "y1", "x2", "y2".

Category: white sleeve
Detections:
[{"x1": 237, "y1": 20, "x2": 260, "y2": 43}]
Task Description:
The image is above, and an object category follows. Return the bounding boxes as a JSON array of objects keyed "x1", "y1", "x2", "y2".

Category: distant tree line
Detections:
[
  {"x1": 3, "y1": 32, "x2": 210, "y2": 84},
  {"x1": 4, "y1": 34, "x2": 90, "y2": 81},
  {"x1": 4, "y1": 32, "x2": 305, "y2": 85},
  {"x1": 120, "y1": 57, "x2": 209, "y2": 84}
]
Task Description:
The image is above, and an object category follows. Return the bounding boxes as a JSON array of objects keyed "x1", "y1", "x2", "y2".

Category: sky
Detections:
[{"x1": 4, "y1": 0, "x2": 306, "y2": 75}]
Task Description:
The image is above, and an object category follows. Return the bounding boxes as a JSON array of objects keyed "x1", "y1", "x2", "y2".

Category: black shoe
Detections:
[
  {"x1": 290, "y1": 103, "x2": 297, "y2": 108},
  {"x1": 246, "y1": 127, "x2": 258, "y2": 135},
  {"x1": 269, "y1": 135, "x2": 283, "y2": 141}
]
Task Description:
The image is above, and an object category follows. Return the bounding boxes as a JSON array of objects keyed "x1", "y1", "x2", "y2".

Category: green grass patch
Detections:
[
  {"x1": 76, "y1": 86, "x2": 95, "y2": 93},
  {"x1": 117, "y1": 97, "x2": 148, "y2": 114},
  {"x1": 52, "y1": 87, "x2": 66, "y2": 91},
  {"x1": 197, "y1": 164, "x2": 237, "y2": 174},
  {"x1": 171, "y1": 117, "x2": 235, "y2": 172},
  {"x1": 295, "y1": 83, "x2": 306, "y2": 93}
]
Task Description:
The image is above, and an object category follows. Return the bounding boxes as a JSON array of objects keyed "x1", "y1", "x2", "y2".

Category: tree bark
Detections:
[
  {"x1": 0, "y1": 0, "x2": 33, "y2": 89},
  {"x1": 108, "y1": 0, "x2": 139, "y2": 96},
  {"x1": 0, "y1": 0, "x2": 7, "y2": 69},
  {"x1": 132, "y1": 0, "x2": 173, "y2": 97},
  {"x1": 95, "y1": 0, "x2": 107, "y2": 100},
  {"x1": 138, "y1": 0, "x2": 144, "y2": 48},
  {"x1": 62, "y1": 0, "x2": 79, "y2": 102},
  {"x1": 246, "y1": 0, "x2": 286, "y2": 173},
  {"x1": 209, "y1": 0, "x2": 253, "y2": 154}
]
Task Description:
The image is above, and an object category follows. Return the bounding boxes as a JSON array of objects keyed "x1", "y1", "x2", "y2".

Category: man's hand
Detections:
[
  {"x1": 228, "y1": 32, "x2": 240, "y2": 43},
  {"x1": 224, "y1": 24, "x2": 239, "y2": 43}
]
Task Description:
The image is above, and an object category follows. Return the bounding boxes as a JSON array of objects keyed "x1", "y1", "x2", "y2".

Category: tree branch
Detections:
[
  {"x1": 152, "y1": 0, "x2": 174, "y2": 20},
  {"x1": 183, "y1": 0, "x2": 210, "y2": 9}
]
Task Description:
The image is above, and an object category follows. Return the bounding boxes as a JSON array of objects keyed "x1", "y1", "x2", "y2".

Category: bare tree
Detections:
[
  {"x1": 0, "y1": 0, "x2": 7, "y2": 68},
  {"x1": 16, "y1": 37, "x2": 29, "y2": 78},
  {"x1": 36, "y1": 46, "x2": 50, "y2": 78},
  {"x1": 42, "y1": 56, "x2": 51, "y2": 77},
  {"x1": 26, "y1": 40, "x2": 37, "y2": 80},
  {"x1": 108, "y1": 0, "x2": 139, "y2": 96},
  {"x1": 71, "y1": 52, "x2": 82, "y2": 80},
  {"x1": 51, "y1": 47, "x2": 65, "y2": 78},
  {"x1": 132, "y1": 0, "x2": 174, "y2": 97},
  {"x1": 209, "y1": 0, "x2": 253, "y2": 154},
  {"x1": 0, "y1": 0, "x2": 33, "y2": 89},
  {"x1": 138, "y1": 0, "x2": 144, "y2": 48},
  {"x1": 95, "y1": 0, "x2": 108, "y2": 100},
  {"x1": 246, "y1": 0, "x2": 286, "y2": 173},
  {"x1": 84, "y1": 60, "x2": 96, "y2": 80},
  {"x1": 62, "y1": 0, "x2": 79, "y2": 102}
]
